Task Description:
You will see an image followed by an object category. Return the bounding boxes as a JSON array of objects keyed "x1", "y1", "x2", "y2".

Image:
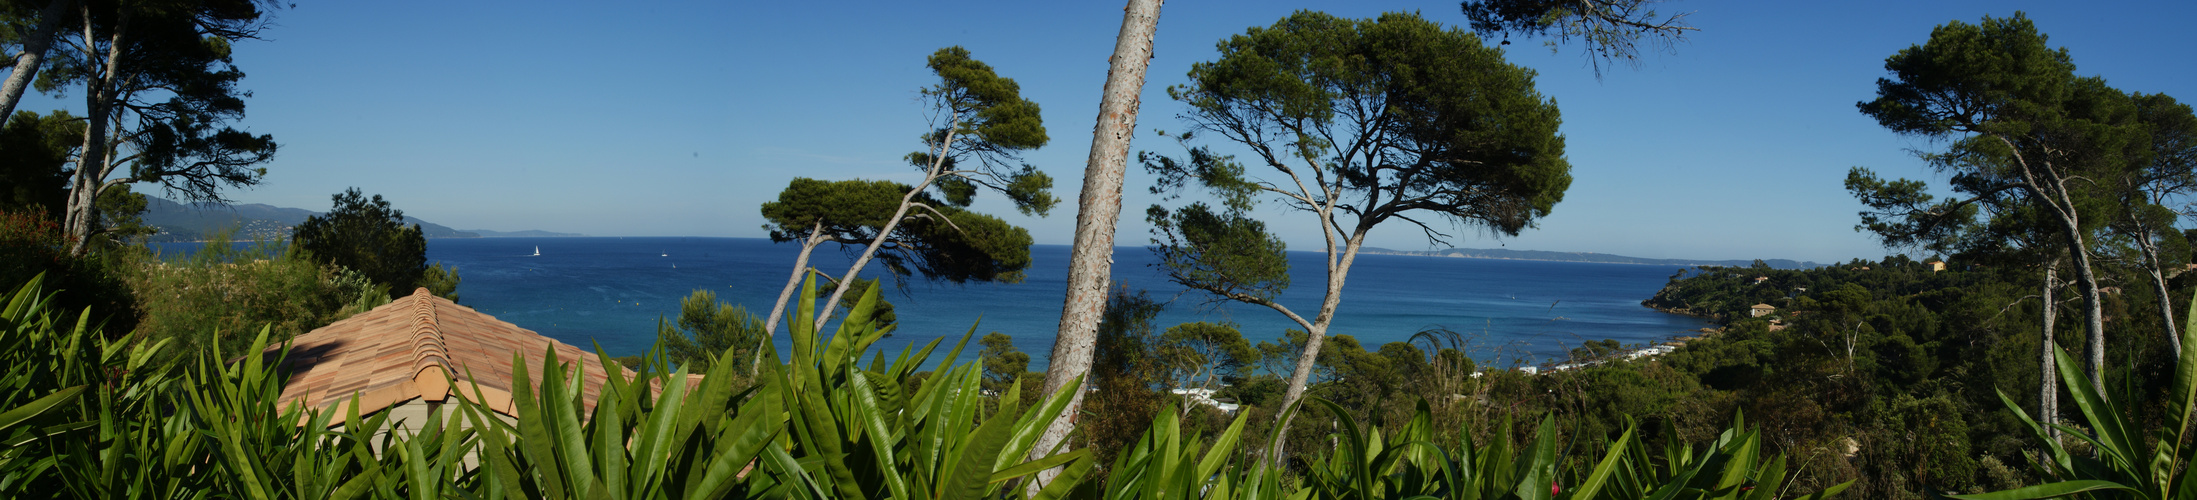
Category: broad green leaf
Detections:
[{"x1": 1946, "y1": 479, "x2": 2136, "y2": 499}]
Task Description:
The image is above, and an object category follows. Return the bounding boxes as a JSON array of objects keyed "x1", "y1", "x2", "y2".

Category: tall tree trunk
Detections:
[
  {"x1": 2040, "y1": 259, "x2": 2059, "y2": 440},
  {"x1": 1028, "y1": 0, "x2": 1162, "y2": 482},
  {"x1": 2135, "y1": 230, "x2": 2182, "y2": 354},
  {"x1": 2062, "y1": 230, "x2": 2106, "y2": 395},
  {"x1": 63, "y1": 4, "x2": 123, "y2": 256},
  {"x1": 0, "y1": 0, "x2": 73, "y2": 123},
  {"x1": 1268, "y1": 228, "x2": 1370, "y2": 466},
  {"x1": 764, "y1": 222, "x2": 825, "y2": 336},
  {"x1": 756, "y1": 222, "x2": 825, "y2": 372},
  {"x1": 2007, "y1": 135, "x2": 2109, "y2": 395}
]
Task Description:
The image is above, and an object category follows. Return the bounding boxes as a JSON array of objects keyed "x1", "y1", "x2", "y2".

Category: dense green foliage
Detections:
[
  {"x1": 655, "y1": 289, "x2": 766, "y2": 375},
  {"x1": 0, "y1": 274, "x2": 1858, "y2": 499},
  {"x1": 1624, "y1": 257, "x2": 2192, "y2": 496},
  {"x1": 6, "y1": 5, "x2": 2192, "y2": 498},
  {"x1": 1144, "y1": 11, "x2": 1576, "y2": 436},
  {"x1": 761, "y1": 177, "x2": 1039, "y2": 286},
  {"x1": 127, "y1": 236, "x2": 387, "y2": 358},
  {"x1": 1952, "y1": 312, "x2": 2197, "y2": 499},
  {"x1": 0, "y1": 111, "x2": 76, "y2": 214},
  {"x1": 1152, "y1": 10, "x2": 1572, "y2": 242},
  {"x1": 979, "y1": 331, "x2": 1031, "y2": 392},
  {"x1": 0, "y1": 209, "x2": 135, "y2": 335},
  {"x1": 1457, "y1": 0, "x2": 1695, "y2": 72},
  {"x1": 1158, "y1": 321, "x2": 1255, "y2": 391},
  {"x1": 1076, "y1": 253, "x2": 2189, "y2": 497},
  {"x1": 292, "y1": 188, "x2": 460, "y2": 300}
]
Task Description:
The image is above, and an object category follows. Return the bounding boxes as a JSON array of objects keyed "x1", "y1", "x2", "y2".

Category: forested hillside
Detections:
[{"x1": 1597, "y1": 256, "x2": 2189, "y2": 494}]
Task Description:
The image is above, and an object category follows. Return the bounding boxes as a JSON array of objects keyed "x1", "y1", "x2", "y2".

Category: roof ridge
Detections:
[{"x1": 408, "y1": 288, "x2": 452, "y2": 389}]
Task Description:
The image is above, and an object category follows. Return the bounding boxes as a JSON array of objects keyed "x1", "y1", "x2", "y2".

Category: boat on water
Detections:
[{"x1": 532, "y1": 246, "x2": 540, "y2": 257}]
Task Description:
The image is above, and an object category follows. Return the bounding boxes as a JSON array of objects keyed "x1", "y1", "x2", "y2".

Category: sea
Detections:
[{"x1": 159, "y1": 237, "x2": 1713, "y2": 369}]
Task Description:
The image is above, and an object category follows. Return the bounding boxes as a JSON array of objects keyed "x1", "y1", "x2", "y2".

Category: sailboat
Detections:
[
  {"x1": 660, "y1": 250, "x2": 668, "y2": 257},
  {"x1": 532, "y1": 246, "x2": 540, "y2": 257}
]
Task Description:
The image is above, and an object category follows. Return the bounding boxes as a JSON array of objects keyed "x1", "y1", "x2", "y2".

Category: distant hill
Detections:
[
  {"x1": 1358, "y1": 246, "x2": 1823, "y2": 270},
  {"x1": 461, "y1": 229, "x2": 587, "y2": 238},
  {"x1": 139, "y1": 197, "x2": 549, "y2": 242}
]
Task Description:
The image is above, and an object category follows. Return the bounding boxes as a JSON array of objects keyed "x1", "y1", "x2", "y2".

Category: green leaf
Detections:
[
  {"x1": 0, "y1": 385, "x2": 85, "y2": 443},
  {"x1": 1567, "y1": 423, "x2": 1633, "y2": 500},
  {"x1": 985, "y1": 448, "x2": 1087, "y2": 484},
  {"x1": 2054, "y1": 345, "x2": 2143, "y2": 474},
  {"x1": 1944, "y1": 479, "x2": 2137, "y2": 499}
]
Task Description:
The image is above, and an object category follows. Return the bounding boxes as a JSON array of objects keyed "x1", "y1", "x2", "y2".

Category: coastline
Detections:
[{"x1": 1350, "y1": 247, "x2": 1824, "y2": 269}]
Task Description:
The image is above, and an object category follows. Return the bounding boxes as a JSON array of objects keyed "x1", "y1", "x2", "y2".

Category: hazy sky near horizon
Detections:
[{"x1": 22, "y1": 0, "x2": 2196, "y2": 264}]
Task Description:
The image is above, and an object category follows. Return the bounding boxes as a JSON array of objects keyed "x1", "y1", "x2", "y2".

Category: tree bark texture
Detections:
[
  {"x1": 2041, "y1": 187, "x2": 2106, "y2": 394},
  {"x1": 1267, "y1": 229, "x2": 1369, "y2": 465},
  {"x1": 1028, "y1": 0, "x2": 1163, "y2": 480},
  {"x1": 64, "y1": 5, "x2": 121, "y2": 255},
  {"x1": 756, "y1": 222, "x2": 826, "y2": 373},
  {"x1": 0, "y1": 0, "x2": 73, "y2": 123},
  {"x1": 2135, "y1": 232, "x2": 2181, "y2": 354},
  {"x1": 1997, "y1": 133, "x2": 2108, "y2": 396},
  {"x1": 2040, "y1": 260, "x2": 2059, "y2": 439},
  {"x1": 2071, "y1": 243, "x2": 2105, "y2": 395},
  {"x1": 764, "y1": 222, "x2": 825, "y2": 337}
]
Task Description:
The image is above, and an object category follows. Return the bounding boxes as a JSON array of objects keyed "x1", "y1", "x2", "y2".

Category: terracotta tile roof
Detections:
[{"x1": 262, "y1": 288, "x2": 632, "y2": 426}]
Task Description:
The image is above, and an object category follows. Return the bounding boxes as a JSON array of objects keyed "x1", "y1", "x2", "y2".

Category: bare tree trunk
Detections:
[
  {"x1": 2135, "y1": 231, "x2": 2182, "y2": 354},
  {"x1": 64, "y1": 7, "x2": 120, "y2": 256},
  {"x1": 755, "y1": 222, "x2": 825, "y2": 372},
  {"x1": 2040, "y1": 259, "x2": 2059, "y2": 440},
  {"x1": 764, "y1": 222, "x2": 825, "y2": 336},
  {"x1": 2002, "y1": 134, "x2": 2109, "y2": 396},
  {"x1": 1268, "y1": 230, "x2": 1370, "y2": 466},
  {"x1": 0, "y1": 0, "x2": 73, "y2": 122},
  {"x1": 1028, "y1": 0, "x2": 1162, "y2": 485},
  {"x1": 2059, "y1": 224, "x2": 2106, "y2": 395}
]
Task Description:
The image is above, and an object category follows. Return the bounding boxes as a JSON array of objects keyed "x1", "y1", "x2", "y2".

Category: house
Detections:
[
  {"x1": 1750, "y1": 303, "x2": 1777, "y2": 318},
  {"x1": 1927, "y1": 260, "x2": 1947, "y2": 272},
  {"x1": 1752, "y1": 276, "x2": 1769, "y2": 285},
  {"x1": 258, "y1": 288, "x2": 631, "y2": 431},
  {"x1": 1168, "y1": 388, "x2": 1240, "y2": 413}
]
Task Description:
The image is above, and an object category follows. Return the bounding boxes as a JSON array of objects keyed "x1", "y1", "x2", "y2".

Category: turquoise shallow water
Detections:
[{"x1": 407, "y1": 237, "x2": 1710, "y2": 369}]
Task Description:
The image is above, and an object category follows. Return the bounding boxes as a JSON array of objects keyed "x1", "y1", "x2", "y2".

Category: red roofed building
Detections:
[{"x1": 259, "y1": 288, "x2": 630, "y2": 429}]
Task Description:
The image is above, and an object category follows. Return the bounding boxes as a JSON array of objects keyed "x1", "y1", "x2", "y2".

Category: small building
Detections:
[
  {"x1": 1927, "y1": 260, "x2": 1947, "y2": 272},
  {"x1": 1752, "y1": 276, "x2": 1770, "y2": 285},
  {"x1": 258, "y1": 288, "x2": 634, "y2": 431},
  {"x1": 1750, "y1": 303, "x2": 1777, "y2": 318},
  {"x1": 1169, "y1": 388, "x2": 1240, "y2": 413}
]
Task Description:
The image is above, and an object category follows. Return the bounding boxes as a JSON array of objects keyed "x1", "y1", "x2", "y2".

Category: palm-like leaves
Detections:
[
  {"x1": 0, "y1": 272, "x2": 1871, "y2": 499},
  {"x1": 761, "y1": 273, "x2": 1094, "y2": 500}
]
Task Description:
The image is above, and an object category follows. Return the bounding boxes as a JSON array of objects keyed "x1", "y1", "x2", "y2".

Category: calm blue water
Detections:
[{"x1": 394, "y1": 237, "x2": 1709, "y2": 368}]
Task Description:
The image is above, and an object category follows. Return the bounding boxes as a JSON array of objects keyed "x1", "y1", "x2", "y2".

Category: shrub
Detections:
[{"x1": 125, "y1": 237, "x2": 382, "y2": 357}]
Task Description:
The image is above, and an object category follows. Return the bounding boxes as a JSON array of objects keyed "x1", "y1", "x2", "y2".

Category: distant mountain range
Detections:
[
  {"x1": 1358, "y1": 246, "x2": 1823, "y2": 270},
  {"x1": 140, "y1": 197, "x2": 580, "y2": 241}
]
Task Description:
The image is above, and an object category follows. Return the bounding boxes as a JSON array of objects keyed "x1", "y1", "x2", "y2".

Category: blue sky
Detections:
[{"x1": 24, "y1": 0, "x2": 2196, "y2": 264}]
